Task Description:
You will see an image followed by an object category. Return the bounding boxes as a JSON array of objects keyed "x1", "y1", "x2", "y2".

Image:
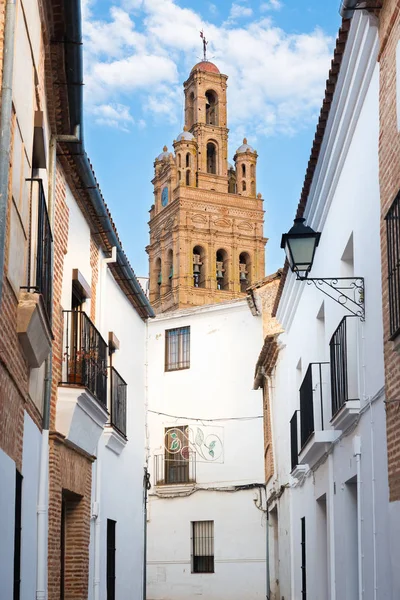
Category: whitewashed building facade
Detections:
[
  {"x1": 259, "y1": 11, "x2": 393, "y2": 600},
  {"x1": 146, "y1": 299, "x2": 267, "y2": 600}
]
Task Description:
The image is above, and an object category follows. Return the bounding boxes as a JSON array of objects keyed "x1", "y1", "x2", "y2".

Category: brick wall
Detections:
[
  {"x1": 378, "y1": 0, "x2": 400, "y2": 502},
  {"x1": 48, "y1": 436, "x2": 92, "y2": 600},
  {"x1": 90, "y1": 236, "x2": 99, "y2": 323},
  {"x1": 50, "y1": 166, "x2": 69, "y2": 430}
]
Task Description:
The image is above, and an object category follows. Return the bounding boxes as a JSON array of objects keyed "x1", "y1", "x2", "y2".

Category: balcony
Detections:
[
  {"x1": 290, "y1": 411, "x2": 307, "y2": 479},
  {"x1": 104, "y1": 368, "x2": 127, "y2": 456},
  {"x1": 56, "y1": 310, "x2": 108, "y2": 456},
  {"x1": 330, "y1": 317, "x2": 360, "y2": 430},
  {"x1": 17, "y1": 179, "x2": 53, "y2": 367},
  {"x1": 298, "y1": 363, "x2": 341, "y2": 469},
  {"x1": 154, "y1": 452, "x2": 196, "y2": 488}
]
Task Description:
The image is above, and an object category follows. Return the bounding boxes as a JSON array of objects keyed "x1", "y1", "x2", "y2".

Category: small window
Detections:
[
  {"x1": 385, "y1": 192, "x2": 400, "y2": 338},
  {"x1": 242, "y1": 164, "x2": 246, "y2": 177},
  {"x1": 186, "y1": 152, "x2": 191, "y2": 168},
  {"x1": 242, "y1": 180, "x2": 246, "y2": 192},
  {"x1": 192, "y1": 521, "x2": 214, "y2": 573},
  {"x1": 107, "y1": 519, "x2": 116, "y2": 600},
  {"x1": 178, "y1": 154, "x2": 181, "y2": 168},
  {"x1": 165, "y1": 326, "x2": 190, "y2": 371},
  {"x1": 207, "y1": 142, "x2": 217, "y2": 174},
  {"x1": 186, "y1": 170, "x2": 191, "y2": 186}
]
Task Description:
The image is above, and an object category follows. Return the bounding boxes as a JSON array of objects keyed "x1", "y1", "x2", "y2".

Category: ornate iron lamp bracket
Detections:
[{"x1": 296, "y1": 276, "x2": 365, "y2": 321}]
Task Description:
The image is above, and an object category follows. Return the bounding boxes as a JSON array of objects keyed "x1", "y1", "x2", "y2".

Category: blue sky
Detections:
[{"x1": 82, "y1": 0, "x2": 342, "y2": 278}]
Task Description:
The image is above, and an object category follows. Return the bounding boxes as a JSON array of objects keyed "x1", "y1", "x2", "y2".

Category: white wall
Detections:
[
  {"x1": 147, "y1": 300, "x2": 266, "y2": 600},
  {"x1": 20, "y1": 412, "x2": 43, "y2": 600},
  {"x1": 271, "y1": 12, "x2": 392, "y2": 600},
  {"x1": 0, "y1": 449, "x2": 16, "y2": 600},
  {"x1": 87, "y1": 260, "x2": 147, "y2": 600}
]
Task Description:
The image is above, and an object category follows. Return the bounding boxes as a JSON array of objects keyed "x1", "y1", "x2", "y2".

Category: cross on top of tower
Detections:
[{"x1": 200, "y1": 30, "x2": 208, "y2": 61}]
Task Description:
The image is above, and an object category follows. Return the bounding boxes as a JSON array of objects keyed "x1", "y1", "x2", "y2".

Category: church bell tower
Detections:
[{"x1": 146, "y1": 59, "x2": 266, "y2": 313}]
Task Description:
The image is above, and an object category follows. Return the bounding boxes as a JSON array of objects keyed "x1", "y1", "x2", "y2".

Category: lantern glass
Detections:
[{"x1": 281, "y1": 218, "x2": 321, "y2": 277}]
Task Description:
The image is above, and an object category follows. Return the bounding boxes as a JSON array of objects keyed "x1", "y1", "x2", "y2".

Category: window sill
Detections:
[
  {"x1": 299, "y1": 429, "x2": 341, "y2": 469},
  {"x1": 103, "y1": 425, "x2": 127, "y2": 455},
  {"x1": 153, "y1": 482, "x2": 196, "y2": 496},
  {"x1": 291, "y1": 464, "x2": 307, "y2": 479},
  {"x1": 165, "y1": 366, "x2": 190, "y2": 373}
]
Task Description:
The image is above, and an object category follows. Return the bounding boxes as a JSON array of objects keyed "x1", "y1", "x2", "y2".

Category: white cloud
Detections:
[
  {"x1": 228, "y1": 3, "x2": 253, "y2": 22},
  {"x1": 89, "y1": 103, "x2": 135, "y2": 131},
  {"x1": 260, "y1": 0, "x2": 282, "y2": 11},
  {"x1": 82, "y1": 0, "x2": 333, "y2": 143}
]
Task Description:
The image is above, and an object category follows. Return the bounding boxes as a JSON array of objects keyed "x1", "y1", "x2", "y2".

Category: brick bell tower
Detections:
[{"x1": 146, "y1": 59, "x2": 266, "y2": 313}]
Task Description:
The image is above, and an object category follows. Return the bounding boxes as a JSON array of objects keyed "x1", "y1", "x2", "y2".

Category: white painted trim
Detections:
[
  {"x1": 152, "y1": 298, "x2": 248, "y2": 322},
  {"x1": 103, "y1": 425, "x2": 127, "y2": 455},
  {"x1": 277, "y1": 11, "x2": 379, "y2": 331}
]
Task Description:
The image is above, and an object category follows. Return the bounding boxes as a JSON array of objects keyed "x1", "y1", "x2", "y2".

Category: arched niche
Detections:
[
  {"x1": 187, "y1": 91, "x2": 195, "y2": 128},
  {"x1": 207, "y1": 142, "x2": 217, "y2": 174},
  {"x1": 154, "y1": 257, "x2": 162, "y2": 299},
  {"x1": 205, "y1": 90, "x2": 218, "y2": 125}
]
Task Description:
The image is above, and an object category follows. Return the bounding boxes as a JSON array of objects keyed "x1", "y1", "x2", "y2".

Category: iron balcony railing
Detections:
[
  {"x1": 22, "y1": 179, "x2": 53, "y2": 318},
  {"x1": 290, "y1": 411, "x2": 299, "y2": 472},
  {"x1": 300, "y1": 365, "x2": 314, "y2": 448},
  {"x1": 110, "y1": 367, "x2": 127, "y2": 437},
  {"x1": 62, "y1": 310, "x2": 108, "y2": 407},
  {"x1": 385, "y1": 192, "x2": 400, "y2": 339},
  {"x1": 330, "y1": 318, "x2": 348, "y2": 416},
  {"x1": 299, "y1": 362, "x2": 330, "y2": 450},
  {"x1": 154, "y1": 451, "x2": 196, "y2": 485}
]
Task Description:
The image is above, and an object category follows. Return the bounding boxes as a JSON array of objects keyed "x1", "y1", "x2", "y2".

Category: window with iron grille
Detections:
[
  {"x1": 165, "y1": 326, "x2": 190, "y2": 371},
  {"x1": 385, "y1": 192, "x2": 400, "y2": 339},
  {"x1": 110, "y1": 368, "x2": 127, "y2": 437},
  {"x1": 107, "y1": 519, "x2": 116, "y2": 600},
  {"x1": 301, "y1": 517, "x2": 307, "y2": 599},
  {"x1": 192, "y1": 521, "x2": 214, "y2": 573}
]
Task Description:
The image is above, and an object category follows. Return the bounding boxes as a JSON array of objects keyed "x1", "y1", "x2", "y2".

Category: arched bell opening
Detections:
[
  {"x1": 239, "y1": 252, "x2": 251, "y2": 292},
  {"x1": 166, "y1": 249, "x2": 173, "y2": 292},
  {"x1": 193, "y1": 245, "x2": 206, "y2": 288},
  {"x1": 154, "y1": 257, "x2": 162, "y2": 299},
  {"x1": 216, "y1": 248, "x2": 229, "y2": 290}
]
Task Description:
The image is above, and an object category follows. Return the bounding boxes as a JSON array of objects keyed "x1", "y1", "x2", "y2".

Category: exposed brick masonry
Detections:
[{"x1": 378, "y1": 0, "x2": 400, "y2": 502}]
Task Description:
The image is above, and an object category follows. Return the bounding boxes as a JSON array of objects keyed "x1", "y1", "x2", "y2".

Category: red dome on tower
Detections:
[{"x1": 190, "y1": 61, "x2": 220, "y2": 74}]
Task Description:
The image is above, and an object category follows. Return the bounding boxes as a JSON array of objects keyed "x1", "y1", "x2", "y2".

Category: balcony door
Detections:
[{"x1": 165, "y1": 426, "x2": 189, "y2": 484}]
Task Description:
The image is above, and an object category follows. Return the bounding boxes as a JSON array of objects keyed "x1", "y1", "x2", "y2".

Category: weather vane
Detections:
[{"x1": 200, "y1": 30, "x2": 208, "y2": 61}]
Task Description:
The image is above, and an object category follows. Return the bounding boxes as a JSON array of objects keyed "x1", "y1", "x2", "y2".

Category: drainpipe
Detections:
[
  {"x1": 266, "y1": 504, "x2": 270, "y2": 600},
  {"x1": 339, "y1": 0, "x2": 360, "y2": 18},
  {"x1": 353, "y1": 436, "x2": 362, "y2": 600},
  {"x1": 0, "y1": 0, "x2": 16, "y2": 308}
]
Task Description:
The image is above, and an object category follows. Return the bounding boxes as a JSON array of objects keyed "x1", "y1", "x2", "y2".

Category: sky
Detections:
[{"x1": 82, "y1": 0, "x2": 343, "y2": 278}]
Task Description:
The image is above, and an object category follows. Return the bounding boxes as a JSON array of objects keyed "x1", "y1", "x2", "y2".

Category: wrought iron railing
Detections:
[
  {"x1": 290, "y1": 411, "x2": 299, "y2": 472},
  {"x1": 22, "y1": 179, "x2": 53, "y2": 318},
  {"x1": 110, "y1": 367, "x2": 127, "y2": 437},
  {"x1": 385, "y1": 192, "x2": 400, "y2": 339},
  {"x1": 330, "y1": 317, "x2": 348, "y2": 416},
  {"x1": 299, "y1": 362, "x2": 330, "y2": 449},
  {"x1": 154, "y1": 451, "x2": 196, "y2": 485},
  {"x1": 62, "y1": 310, "x2": 108, "y2": 407},
  {"x1": 300, "y1": 365, "x2": 314, "y2": 448}
]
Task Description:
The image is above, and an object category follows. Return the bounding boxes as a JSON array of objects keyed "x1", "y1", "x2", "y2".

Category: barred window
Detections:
[
  {"x1": 191, "y1": 521, "x2": 214, "y2": 573},
  {"x1": 165, "y1": 327, "x2": 190, "y2": 371},
  {"x1": 385, "y1": 192, "x2": 400, "y2": 339}
]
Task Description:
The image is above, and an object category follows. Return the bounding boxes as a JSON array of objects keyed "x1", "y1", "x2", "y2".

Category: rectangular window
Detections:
[
  {"x1": 301, "y1": 517, "x2": 307, "y2": 599},
  {"x1": 385, "y1": 192, "x2": 400, "y2": 339},
  {"x1": 107, "y1": 519, "x2": 116, "y2": 600},
  {"x1": 165, "y1": 326, "x2": 190, "y2": 371},
  {"x1": 191, "y1": 521, "x2": 214, "y2": 574},
  {"x1": 13, "y1": 471, "x2": 22, "y2": 600}
]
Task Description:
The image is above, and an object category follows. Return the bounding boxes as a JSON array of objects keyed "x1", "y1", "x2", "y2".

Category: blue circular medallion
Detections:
[{"x1": 161, "y1": 186, "x2": 169, "y2": 207}]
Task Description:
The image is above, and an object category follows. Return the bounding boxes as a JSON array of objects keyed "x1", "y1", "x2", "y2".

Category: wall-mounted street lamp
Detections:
[{"x1": 281, "y1": 218, "x2": 365, "y2": 320}]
